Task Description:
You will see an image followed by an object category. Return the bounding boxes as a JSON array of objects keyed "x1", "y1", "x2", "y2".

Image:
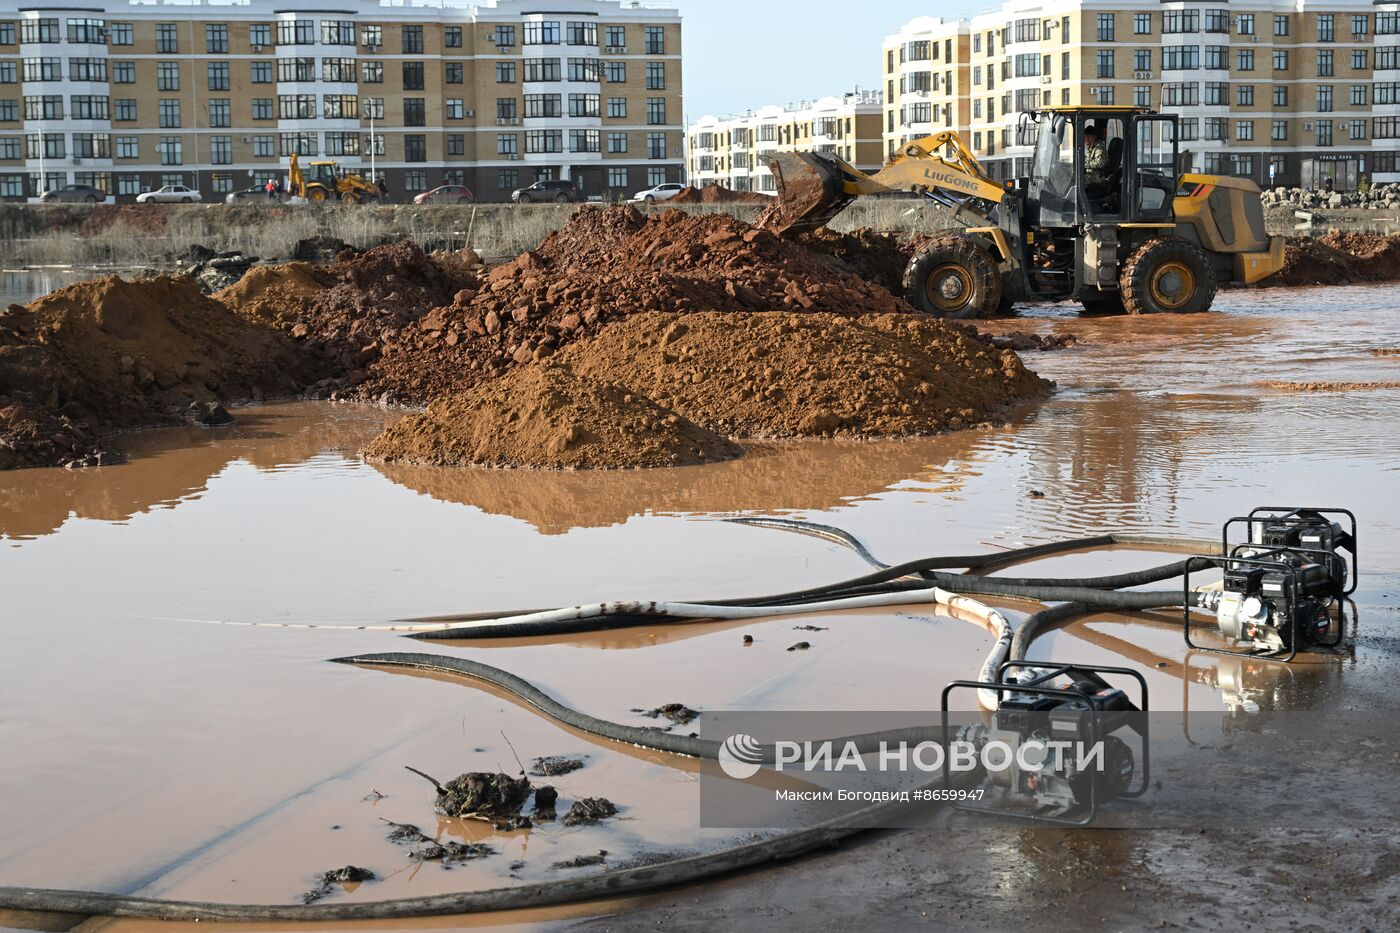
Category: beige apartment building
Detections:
[
  {"x1": 884, "y1": 1, "x2": 1400, "y2": 190},
  {"x1": 0, "y1": 0, "x2": 683, "y2": 203},
  {"x1": 686, "y1": 87, "x2": 883, "y2": 192}
]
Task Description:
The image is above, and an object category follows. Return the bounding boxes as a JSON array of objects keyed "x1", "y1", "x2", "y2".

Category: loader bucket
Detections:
[{"x1": 756, "y1": 151, "x2": 857, "y2": 237}]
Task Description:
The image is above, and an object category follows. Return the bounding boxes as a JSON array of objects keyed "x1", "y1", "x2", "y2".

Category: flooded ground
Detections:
[{"x1": 2, "y1": 283, "x2": 1398, "y2": 931}]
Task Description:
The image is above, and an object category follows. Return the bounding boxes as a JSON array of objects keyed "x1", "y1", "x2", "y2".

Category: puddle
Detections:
[{"x1": 1, "y1": 285, "x2": 1398, "y2": 929}]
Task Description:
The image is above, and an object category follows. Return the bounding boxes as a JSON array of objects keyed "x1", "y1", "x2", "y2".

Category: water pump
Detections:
[{"x1": 1188, "y1": 507, "x2": 1356, "y2": 661}]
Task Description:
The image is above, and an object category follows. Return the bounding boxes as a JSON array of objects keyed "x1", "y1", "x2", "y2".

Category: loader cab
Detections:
[{"x1": 1025, "y1": 108, "x2": 1179, "y2": 227}]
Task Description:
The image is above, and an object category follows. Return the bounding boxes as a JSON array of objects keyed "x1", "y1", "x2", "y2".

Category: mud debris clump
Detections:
[
  {"x1": 364, "y1": 363, "x2": 742, "y2": 470},
  {"x1": 562, "y1": 797, "x2": 619, "y2": 827},
  {"x1": 637, "y1": 703, "x2": 701, "y2": 726},
  {"x1": 301, "y1": 865, "x2": 374, "y2": 904},
  {"x1": 557, "y1": 311, "x2": 1051, "y2": 440},
  {"x1": 406, "y1": 767, "x2": 532, "y2": 829},
  {"x1": 531, "y1": 756, "x2": 586, "y2": 777},
  {"x1": 0, "y1": 275, "x2": 324, "y2": 469}
]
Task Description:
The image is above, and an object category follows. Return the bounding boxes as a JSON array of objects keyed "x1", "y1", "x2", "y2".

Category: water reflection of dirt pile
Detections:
[{"x1": 371, "y1": 435, "x2": 998, "y2": 535}]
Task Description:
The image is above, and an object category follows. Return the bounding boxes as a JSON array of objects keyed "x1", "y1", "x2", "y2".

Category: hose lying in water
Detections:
[{"x1": 0, "y1": 649, "x2": 978, "y2": 922}]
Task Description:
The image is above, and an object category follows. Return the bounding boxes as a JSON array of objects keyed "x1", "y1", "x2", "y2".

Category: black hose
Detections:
[{"x1": 0, "y1": 651, "x2": 966, "y2": 922}]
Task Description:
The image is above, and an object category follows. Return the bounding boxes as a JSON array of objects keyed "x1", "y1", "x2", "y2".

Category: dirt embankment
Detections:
[
  {"x1": 1273, "y1": 231, "x2": 1400, "y2": 287},
  {"x1": 0, "y1": 277, "x2": 326, "y2": 469},
  {"x1": 667, "y1": 186, "x2": 773, "y2": 205},
  {"x1": 365, "y1": 363, "x2": 742, "y2": 469}
]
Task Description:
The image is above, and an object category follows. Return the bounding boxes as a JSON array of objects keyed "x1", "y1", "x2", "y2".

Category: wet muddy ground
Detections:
[{"x1": 1, "y1": 283, "x2": 1399, "y2": 931}]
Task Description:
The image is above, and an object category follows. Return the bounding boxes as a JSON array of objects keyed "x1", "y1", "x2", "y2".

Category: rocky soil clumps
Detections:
[
  {"x1": 1274, "y1": 231, "x2": 1400, "y2": 287},
  {"x1": 0, "y1": 275, "x2": 324, "y2": 469},
  {"x1": 1263, "y1": 184, "x2": 1400, "y2": 212}
]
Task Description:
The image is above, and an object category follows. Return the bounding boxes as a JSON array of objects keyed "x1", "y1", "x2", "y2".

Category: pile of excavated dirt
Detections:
[
  {"x1": 668, "y1": 186, "x2": 772, "y2": 205},
  {"x1": 0, "y1": 276, "x2": 323, "y2": 469},
  {"x1": 797, "y1": 228, "x2": 915, "y2": 296},
  {"x1": 556, "y1": 311, "x2": 1051, "y2": 438},
  {"x1": 1272, "y1": 232, "x2": 1400, "y2": 287},
  {"x1": 218, "y1": 262, "x2": 332, "y2": 328},
  {"x1": 364, "y1": 362, "x2": 741, "y2": 469},
  {"x1": 226, "y1": 206, "x2": 909, "y2": 406}
]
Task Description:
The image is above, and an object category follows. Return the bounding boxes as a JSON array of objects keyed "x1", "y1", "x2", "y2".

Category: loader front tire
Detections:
[
  {"x1": 1120, "y1": 237, "x2": 1216, "y2": 314},
  {"x1": 903, "y1": 237, "x2": 1003, "y2": 319}
]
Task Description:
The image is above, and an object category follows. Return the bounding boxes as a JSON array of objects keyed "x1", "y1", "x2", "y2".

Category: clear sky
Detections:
[{"x1": 675, "y1": 0, "x2": 968, "y2": 121}]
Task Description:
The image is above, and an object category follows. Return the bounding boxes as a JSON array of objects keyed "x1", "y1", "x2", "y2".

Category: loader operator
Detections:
[{"x1": 1083, "y1": 123, "x2": 1108, "y2": 185}]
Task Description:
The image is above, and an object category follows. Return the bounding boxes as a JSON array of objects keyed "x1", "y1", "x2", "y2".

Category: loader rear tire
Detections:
[
  {"x1": 1120, "y1": 237, "x2": 1216, "y2": 314},
  {"x1": 903, "y1": 236, "x2": 1003, "y2": 319}
]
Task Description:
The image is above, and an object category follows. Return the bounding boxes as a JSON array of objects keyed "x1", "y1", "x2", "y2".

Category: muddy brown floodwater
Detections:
[{"x1": 1, "y1": 284, "x2": 1399, "y2": 932}]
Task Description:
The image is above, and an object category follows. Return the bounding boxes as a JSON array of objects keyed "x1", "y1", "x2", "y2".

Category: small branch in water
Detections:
[
  {"x1": 499, "y1": 730, "x2": 526, "y2": 776},
  {"x1": 403, "y1": 765, "x2": 446, "y2": 793}
]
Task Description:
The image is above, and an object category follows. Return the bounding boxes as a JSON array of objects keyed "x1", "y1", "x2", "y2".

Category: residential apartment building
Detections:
[
  {"x1": 884, "y1": 1, "x2": 1400, "y2": 190},
  {"x1": 0, "y1": 0, "x2": 683, "y2": 203},
  {"x1": 686, "y1": 87, "x2": 883, "y2": 192}
]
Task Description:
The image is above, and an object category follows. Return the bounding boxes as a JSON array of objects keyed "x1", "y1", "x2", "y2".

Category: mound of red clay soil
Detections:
[
  {"x1": 364, "y1": 363, "x2": 741, "y2": 469},
  {"x1": 223, "y1": 206, "x2": 910, "y2": 406},
  {"x1": 1272, "y1": 231, "x2": 1400, "y2": 287},
  {"x1": 556, "y1": 311, "x2": 1051, "y2": 438},
  {"x1": 668, "y1": 186, "x2": 773, "y2": 205},
  {"x1": 0, "y1": 275, "x2": 324, "y2": 470},
  {"x1": 797, "y1": 228, "x2": 916, "y2": 296}
]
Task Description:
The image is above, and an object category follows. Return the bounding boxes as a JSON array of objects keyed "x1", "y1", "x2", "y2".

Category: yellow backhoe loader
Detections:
[
  {"x1": 762, "y1": 106, "x2": 1284, "y2": 316},
  {"x1": 287, "y1": 153, "x2": 382, "y2": 204}
]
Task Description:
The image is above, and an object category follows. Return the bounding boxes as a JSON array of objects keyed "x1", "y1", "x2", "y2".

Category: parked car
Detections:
[
  {"x1": 225, "y1": 185, "x2": 277, "y2": 204},
  {"x1": 630, "y1": 182, "x2": 686, "y2": 204},
  {"x1": 511, "y1": 179, "x2": 578, "y2": 204},
  {"x1": 136, "y1": 185, "x2": 202, "y2": 204},
  {"x1": 39, "y1": 184, "x2": 106, "y2": 204},
  {"x1": 414, "y1": 184, "x2": 475, "y2": 205}
]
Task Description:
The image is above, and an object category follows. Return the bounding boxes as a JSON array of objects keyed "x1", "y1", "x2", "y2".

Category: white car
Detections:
[
  {"x1": 136, "y1": 184, "x2": 202, "y2": 204},
  {"x1": 630, "y1": 182, "x2": 686, "y2": 203}
]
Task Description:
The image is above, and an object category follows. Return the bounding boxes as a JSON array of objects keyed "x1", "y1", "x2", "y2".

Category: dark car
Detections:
[
  {"x1": 226, "y1": 185, "x2": 277, "y2": 204},
  {"x1": 414, "y1": 184, "x2": 475, "y2": 205},
  {"x1": 39, "y1": 184, "x2": 106, "y2": 203},
  {"x1": 511, "y1": 179, "x2": 578, "y2": 204}
]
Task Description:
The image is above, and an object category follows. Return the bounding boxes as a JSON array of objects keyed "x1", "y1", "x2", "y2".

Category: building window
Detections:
[
  {"x1": 645, "y1": 26, "x2": 665, "y2": 54},
  {"x1": 1378, "y1": 82, "x2": 1400, "y2": 105},
  {"x1": 525, "y1": 129, "x2": 561, "y2": 153},
  {"x1": 363, "y1": 132, "x2": 383, "y2": 155},
  {"x1": 0, "y1": 137, "x2": 22, "y2": 159},
  {"x1": 1091, "y1": 86, "x2": 1114, "y2": 105},
  {"x1": 1273, "y1": 86, "x2": 1287, "y2": 107},
  {"x1": 1274, "y1": 50, "x2": 1288, "y2": 71},
  {"x1": 568, "y1": 93, "x2": 599, "y2": 117},
  {"x1": 252, "y1": 98, "x2": 273, "y2": 120},
  {"x1": 208, "y1": 99, "x2": 230, "y2": 127},
  {"x1": 253, "y1": 135, "x2": 274, "y2": 156},
  {"x1": 1163, "y1": 46, "x2": 1199, "y2": 71},
  {"x1": 1348, "y1": 119, "x2": 1366, "y2": 140},
  {"x1": 109, "y1": 22, "x2": 132, "y2": 45},
  {"x1": 445, "y1": 25, "x2": 462, "y2": 48},
  {"x1": 1205, "y1": 82, "x2": 1227, "y2": 106},
  {"x1": 278, "y1": 132, "x2": 316, "y2": 156},
  {"x1": 1205, "y1": 46, "x2": 1227, "y2": 70},
  {"x1": 524, "y1": 21, "x2": 561, "y2": 45},
  {"x1": 497, "y1": 133, "x2": 517, "y2": 155},
  {"x1": 23, "y1": 95, "x2": 61, "y2": 120},
  {"x1": 360, "y1": 61, "x2": 383, "y2": 84},
  {"x1": 1316, "y1": 120, "x2": 1333, "y2": 146},
  {"x1": 1163, "y1": 11, "x2": 1200, "y2": 34},
  {"x1": 1376, "y1": 117, "x2": 1400, "y2": 138},
  {"x1": 569, "y1": 129, "x2": 599, "y2": 153},
  {"x1": 1351, "y1": 84, "x2": 1367, "y2": 106},
  {"x1": 607, "y1": 132, "x2": 627, "y2": 153},
  {"x1": 152, "y1": 23, "x2": 177, "y2": 52},
  {"x1": 250, "y1": 61, "x2": 272, "y2": 83},
  {"x1": 566, "y1": 21, "x2": 596, "y2": 46},
  {"x1": 1096, "y1": 50, "x2": 1114, "y2": 79},
  {"x1": 70, "y1": 133, "x2": 109, "y2": 158},
  {"x1": 114, "y1": 174, "x2": 139, "y2": 195},
  {"x1": 250, "y1": 24, "x2": 271, "y2": 47},
  {"x1": 1236, "y1": 50, "x2": 1254, "y2": 72},
  {"x1": 1133, "y1": 50, "x2": 1151, "y2": 72},
  {"x1": 1205, "y1": 9, "x2": 1229, "y2": 33},
  {"x1": 497, "y1": 62, "x2": 516, "y2": 83},
  {"x1": 524, "y1": 58, "x2": 561, "y2": 82},
  {"x1": 497, "y1": 98, "x2": 517, "y2": 120},
  {"x1": 113, "y1": 99, "x2": 136, "y2": 121},
  {"x1": 324, "y1": 132, "x2": 358, "y2": 155},
  {"x1": 646, "y1": 61, "x2": 666, "y2": 90},
  {"x1": 1317, "y1": 85, "x2": 1334, "y2": 111},
  {"x1": 1096, "y1": 14, "x2": 1115, "y2": 42},
  {"x1": 524, "y1": 94, "x2": 561, "y2": 118},
  {"x1": 1236, "y1": 85, "x2": 1254, "y2": 106},
  {"x1": 607, "y1": 167, "x2": 627, "y2": 189},
  {"x1": 606, "y1": 25, "x2": 625, "y2": 48},
  {"x1": 206, "y1": 24, "x2": 228, "y2": 53},
  {"x1": 360, "y1": 24, "x2": 382, "y2": 48},
  {"x1": 404, "y1": 171, "x2": 426, "y2": 191},
  {"x1": 402, "y1": 25, "x2": 424, "y2": 53},
  {"x1": 647, "y1": 167, "x2": 666, "y2": 186},
  {"x1": 1235, "y1": 120, "x2": 1253, "y2": 141},
  {"x1": 69, "y1": 58, "x2": 106, "y2": 82},
  {"x1": 1133, "y1": 85, "x2": 1151, "y2": 107},
  {"x1": 493, "y1": 25, "x2": 516, "y2": 47},
  {"x1": 323, "y1": 95, "x2": 358, "y2": 119},
  {"x1": 208, "y1": 62, "x2": 229, "y2": 91},
  {"x1": 404, "y1": 98, "x2": 426, "y2": 126},
  {"x1": 446, "y1": 62, "x2": 463, "y2": 84},
  {"x1": 0, "y1": 100, "x2": 16, "y2": 122},
  {"x1": 1134, "y1": 13, "x2": 1151, "y2": 34},
  {"x1": 1318, "y1": 51, "x2": 1334, "y2": 77},
  {"x1": 607, "y1": 97, "x2": 626, "y2": 118},
  {"x1": 210, "y1": 136, "x2": 232, "y2": 164},
  {"x1": 646, "y1": 97, "x2": 666, "y2": 125},
  {"x1": 1274, "y1": 16, "x2": 1289, "y2": 37},
  {"x1": 157, "y1": 62, "x2": 180, "y2": 91},
  {"x1": 403, "y1": 62, "x2": 424, "y2": 90},
  {"x1": 1237, "y1": 14, "x2": 1255, "y2": 36},
  {"x1": 158, "y1": 136, "x2": 182, "y2": 165},
  {"x1": 445, "y1": 98, "x2": 464, "y2": 120},
  {"x1": 159, "y1": 99, "x2": 180, "y2": 128},
  {"x1": 1318, "y1": 14, "x2": 1334, "y2": 42},
  {"x1": 278, "y1": 95, "x2": 316, "y2": 119},
  {"x1": 499, "y1": 169, "x2": 519, "y2": 190},
  {"x1": 1354, "y1": 50, "x2": 1369, "y2": 71},
  {"x1": 276, "y1": 20, "x2": 314, "y2": 46},
  {"x1": 1204, "y1": 117, "x2": 1226, "y2": 141},
  {"x1": 647, "y1": 131, "x2": 666, "y2": 159},
  {"x1": 1271, "y1": 120, "x2": 1287, "y2": 141}
]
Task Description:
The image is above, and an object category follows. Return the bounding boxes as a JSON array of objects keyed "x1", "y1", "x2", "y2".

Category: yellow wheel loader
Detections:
[
  {"x1": 763, "y1": 107, "x2": 1284, "y2": 317},
  {"x1": 288, "y1": 153, "x2": 382, "y2": 204}
]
